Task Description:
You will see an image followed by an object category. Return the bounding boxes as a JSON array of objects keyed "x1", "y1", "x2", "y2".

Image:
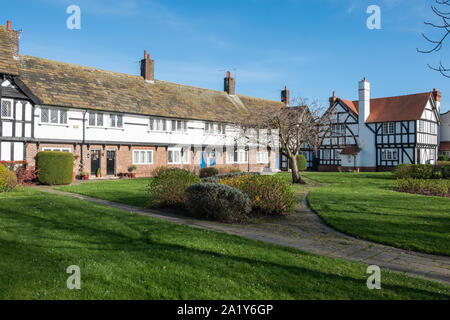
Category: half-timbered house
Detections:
[
  {"x1": 0, "y1": 21, "x2": 283, "y2": 177},
  {"x1": 320, "y1": 78, "x2": 441, "y2": 171}
]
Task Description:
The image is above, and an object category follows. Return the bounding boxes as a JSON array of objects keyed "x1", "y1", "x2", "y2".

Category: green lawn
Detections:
[
  {"x1": 58, "y1": 178, "x2": 153, "y2": 207},
  {"x1": 302, "y1": 172, "x2": 450, "y2": 256},
  {"x1": 0, "y1": 188, "x2": 448, "y2": 299}
]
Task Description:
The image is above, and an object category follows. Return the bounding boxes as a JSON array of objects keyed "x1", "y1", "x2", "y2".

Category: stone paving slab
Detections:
[{"x1": 37, "y1": 186, "x2": 450, "y2": 286}]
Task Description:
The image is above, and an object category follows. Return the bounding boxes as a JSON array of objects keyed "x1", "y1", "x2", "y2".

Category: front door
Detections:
[
  {"x1": 106, "y1": 150, "x2": 116, "y2": 176},
  {"x1": 200, "y1": 152, "x2": 207, "y2": 169},
  {"x1": 90, "y1": 150, "x2": 101, "y2": 175}
]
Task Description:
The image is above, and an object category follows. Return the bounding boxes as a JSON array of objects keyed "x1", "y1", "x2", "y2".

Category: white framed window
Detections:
[
  {"x1": 1, "y1": 99, "x2": 13, "y2": 118},
  {"x1": 205, "y1": 122, "x2": 226, "y2": 134},
  {"x1": 42, "y1": 147, "x2": 71, "y2": 152},
  {"x1": 41, "y1": 107, "x2": 67, "y2": 125},
  {"x1": 418, "y1": 120, "x2": 425, "y2": 132},
  {"x1": 109, "y1": 114, "x2": 123, "y2": 128},
  {"x1": 170, "y1": 120, "x2": 187, "y2": 132},
  {"x1": 227, "y1": 148, "x2": 248, "y2": 164},
  {"x1": 322, "y1": 149, "x2": 331, "y2": 160},
  {"x1": 430, "y1": 122, "x2": 436, "y2": 134},
  {"x1": 382, "y1": 122, "x2": 395, "y2": 134},
  {"x1": 88, "y1": 112, "x2": 104, "y2": 127},
  {"x1": 168, "y1": 147, "x2": 190, "y2": 164},
  {"x1": 332, "y1": 124, "x2": 345, "y2": 137},
  {"x1": 257, "y1": 151, "x2": 269, "y2": 164},
  {"x1": 133, "y1": 150, "x2": 153, "y2": 165},
  {"x1": 149, "y1": 118, "x2": 167, "y2": 131},
  {"x1": 381, "y1": 149, "x2": 398, "y2": 161}
]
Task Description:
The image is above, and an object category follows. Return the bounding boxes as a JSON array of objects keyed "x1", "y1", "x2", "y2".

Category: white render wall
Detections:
[
  {"x1": 33, "y1": 105, "x2": 279, "y2": 154},
  {"x1": 440, "y1": 111, "x2": 450, "y2": 142}
]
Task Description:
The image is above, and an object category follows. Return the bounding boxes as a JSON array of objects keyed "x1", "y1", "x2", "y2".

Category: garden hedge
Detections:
[{"x1": 37, "y1": 151, "x2": 74, "y2": 185}]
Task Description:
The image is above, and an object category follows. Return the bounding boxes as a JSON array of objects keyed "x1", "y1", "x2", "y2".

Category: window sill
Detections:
[
  {"x1": 39, "y1": 123, "x2": 69, "y2": 128},
  {"x1": 132, "y1": 163, "x2": 154, "y2": 166},
  {"x1": 87, "y1": 126, "x2": 124, "y2": 131},
  {"x1": 168, "y1": 163, "x2": 190, "y2": 165}
]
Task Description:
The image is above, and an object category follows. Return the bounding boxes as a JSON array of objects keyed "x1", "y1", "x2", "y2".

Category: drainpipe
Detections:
[{"x1": 81, "y1": 110, "x2": 87, "y2": 170}]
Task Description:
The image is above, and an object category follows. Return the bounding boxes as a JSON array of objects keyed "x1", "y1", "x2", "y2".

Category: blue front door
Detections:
[
  {"x1": 210, "y1": 152, "x2": 216, "y2": 166},
  {"x1": 200, "y1": 152, "x2": 207, "y2": 169}
]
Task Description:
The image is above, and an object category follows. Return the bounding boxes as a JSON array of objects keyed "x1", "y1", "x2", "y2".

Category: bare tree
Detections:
[
  {"x1": 235, "y1": 97, "x2": 329, "y2": 184},
  {"x1": 418, "y1": 0, "x2": 450, "y2": 77}
]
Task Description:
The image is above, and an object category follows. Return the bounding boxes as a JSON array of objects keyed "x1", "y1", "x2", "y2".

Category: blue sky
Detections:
[{"x1": 1, "y1": 0, "x2": 449, "y2": 112}]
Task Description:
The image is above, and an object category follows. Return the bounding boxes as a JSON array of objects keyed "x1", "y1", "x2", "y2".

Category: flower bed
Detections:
[{"x1": 395, "y1": 178, "x2": 450, "y2": 198}]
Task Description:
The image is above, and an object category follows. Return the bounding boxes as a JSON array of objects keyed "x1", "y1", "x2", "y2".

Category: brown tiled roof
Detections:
[
  {"x1": 0, "y1": 26, "x2": 18, "y2": 75},
  {"x1": 16, "y1": 55, "x2": 284, "y2": 122},
  {"x1": 338, "y1": 92, "x2": 433, "y2": 123},
  {"x1": 440, "y1": 141, "x2": 450, "y2": 151},
  {"x1": 340, "y1": 146, "x2": 361, "y2": 155}
]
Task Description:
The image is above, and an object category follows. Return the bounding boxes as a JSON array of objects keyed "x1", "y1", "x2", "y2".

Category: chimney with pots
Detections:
[
  {"x1": 432, "y1": 88, "x2": 441, "y2": 113},
  {"x1": 224, "y1": 71, "x2": 235, "y2": 95},
  {"x1": 141, "y1": 50, "x2": 155, "y2": 82},
  {"x1": 281, "y1": 86, "x2": 290, "y2": 106},
  {"x1": 329, "y1": 91, "x2": 337, "y2": 108},
  {"x1": 358, "y1": 77, "x2": 370, "y2": 124},
  {"x1": 5, "y1": 20, "x2": 20, "y2": 58}
]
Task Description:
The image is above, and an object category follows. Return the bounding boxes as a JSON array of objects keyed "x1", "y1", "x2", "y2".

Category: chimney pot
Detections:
[
  {"x1": 6, "y1": 20, "x2": 11, "y2": 31},
  {"x1": 144, "y1": 50, "x2": 147, "y2": 59}
]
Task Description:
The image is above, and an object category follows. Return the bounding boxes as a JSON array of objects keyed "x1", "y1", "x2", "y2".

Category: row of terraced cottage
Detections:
[{"x1": 0, "y1": 20, "x2": 449, "y2": 177}]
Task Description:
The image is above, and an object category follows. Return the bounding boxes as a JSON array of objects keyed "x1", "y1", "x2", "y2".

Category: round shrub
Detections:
[
  {"x1": 199, "y1": 167, "x2": 219, "y2": 178},
  {"x1": 296, "y1": 155, "x2": 307, "y2": 171},
  {"x1": 219, "y1": 174, "x2": 296, "y2": 216},
  {"x1": 185, "y1": 183, "x2": 251, "y2": 223},
  {"x1": 148, "y1": 169, "x2": 201, "y2": 208},
  {"x1": 37, "y1": 151, "x2": 74, "y2": 185}
]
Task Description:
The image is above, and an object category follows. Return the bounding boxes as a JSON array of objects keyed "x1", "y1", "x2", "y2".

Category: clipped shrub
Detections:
[
  {"x1": 148, "y1": 169, "x2": 201, "y2": 208},
  {"x1": 37, "y1": 151, "x2": 74, "y2": 185},
  {"x1": 412, "y1": 164, "x2": 433, "y2": 179},
  {"x1": 393, "y1": 164, "x2": 412, "y2": 179},
  {"x1": 219, "y1": 174, "x2": 296, "y2": 216},
  {"x1": 438, "y1": 155, "x2": 449, "y2": 161},
  {"x1": 152, "y1": 166, "x2": 192, "y2": 178},
  {"x1": 185, "y1": 183, "x2": 252, "y2": 223},
  {"x1": 199, "y1": 167, "x2": 219, "y2": 178},
  {"x1": 296, "y1": 155, "x2": 307, "y2": 171},
  {"x1": 396, "y1": 178, "x2": 449, "y2": 197}
]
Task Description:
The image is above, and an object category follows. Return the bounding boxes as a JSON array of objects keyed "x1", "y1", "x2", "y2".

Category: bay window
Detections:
[{"x1": 168, "y1": 147, "x2": 190, "y2": 164}]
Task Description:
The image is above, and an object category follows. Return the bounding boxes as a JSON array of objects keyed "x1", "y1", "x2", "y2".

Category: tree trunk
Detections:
[{"x1": 289, "y1": 154, "x2": 305, "y2": 184}]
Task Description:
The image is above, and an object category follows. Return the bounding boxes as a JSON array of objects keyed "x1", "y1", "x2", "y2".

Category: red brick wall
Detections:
[{"x1": 25, "y1": 143, "x2": 276, "y2": 178}]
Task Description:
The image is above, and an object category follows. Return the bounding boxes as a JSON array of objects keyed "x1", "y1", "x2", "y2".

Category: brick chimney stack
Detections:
[
  {"x1": 281, "y1": 86, "x2": 290, "y2": 106},
  {"x1": 224, "y1": 71, "x2": 235, "y2": 95},
  {"x1": 5, "y1": 20, "x2": 20, "y2": 58},
  {"x1": 140, "y1": 50, "x2": 154, "y2": 82},
  {"x1": 329, "y1": 91, "x2": 337, "y2": 108}
]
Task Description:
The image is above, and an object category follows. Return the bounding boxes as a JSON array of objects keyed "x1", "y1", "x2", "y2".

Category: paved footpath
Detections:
[{"x1": 37, "y1": 185, "x2": 450, "y2": 285}]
